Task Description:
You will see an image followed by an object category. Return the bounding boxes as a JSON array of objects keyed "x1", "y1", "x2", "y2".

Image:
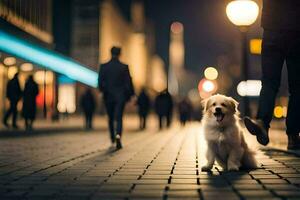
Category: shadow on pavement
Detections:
[{"x1": 0, "y1": 127, "x2": 107, "y2": 138}]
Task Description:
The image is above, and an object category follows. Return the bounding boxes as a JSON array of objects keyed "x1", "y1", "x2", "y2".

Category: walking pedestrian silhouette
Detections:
[
  {"x1": 98, "y1": 46, "x2": 134, "y2": 149},
  {"x1": 137, "y1": 88, "x2": 150, "y2": 130},
  {"x1": 80, "y1": 89, "x2": 96, "y2": 130},
  {"x1": 22, "y1": 75, "x2": 39, "y2": 130},
  {"x1": 3, "y1": 73, "x2": 22, "y2": 129}
]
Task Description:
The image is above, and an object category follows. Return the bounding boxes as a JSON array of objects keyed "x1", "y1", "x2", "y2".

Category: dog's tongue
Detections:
[
  {"x1": 216, "y1": 115, "x2": 222, "y2": 122},
  {"x1": 215, "y1": 113, "x2": 224, "y2": 122}
]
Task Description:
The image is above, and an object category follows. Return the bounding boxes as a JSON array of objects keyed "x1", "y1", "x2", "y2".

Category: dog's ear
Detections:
[
  {"x1": 228, "y1": 97, "x2": 239, "y2": 113},
  {"x1": 201, "y1": 98, "x2": 211, "y2": 112}
]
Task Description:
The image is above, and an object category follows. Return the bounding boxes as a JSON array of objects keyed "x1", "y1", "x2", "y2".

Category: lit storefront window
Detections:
[{"x1": 57, "y1": 84, "x2": 76, "y2": 113}]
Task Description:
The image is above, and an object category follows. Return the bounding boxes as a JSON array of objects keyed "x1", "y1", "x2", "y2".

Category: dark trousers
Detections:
[
  {"x1": 25, "y1": 118, "x2": 34, "y2": 130},
  {"x1": 257, "y1": 30, "x2": 300, "y2": 136},
  {"x1": 3, "y1": 101, "x2": 18, "y2": 126},
  {"x1": 104, "y1": 99, "x2": 126, "y2": 142},
  {"x1": 158, "y1": 114, "x2": 171, "y2": 129},
  {"x1": 139, "y1": 115, "x2": 147, "y2": 130},
  {"x1": 84, "y1": 113, "x2": 93, "y2": 129}
]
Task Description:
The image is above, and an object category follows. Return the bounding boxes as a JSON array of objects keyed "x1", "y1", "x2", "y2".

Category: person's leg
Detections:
[
  {"x1": 245, "y1": 30, "x2": 284, "y2": 145},
  {"x1": 143, "y1": 115, "x2": 147, "y2": 129},
  {"x1": 286, "y1": 31, "x2": 300, "y2": 149},
  {"x1": 30, "y1": 119, "x2": 33, "y2": 130},
  {"x1": 84, "y1": 113, "x2": 89, "y2": 129},
  {"x1": 115, "y1": 100, "x2": 125, "y2": 149},
  {"x1": 139, "y1": 115, "x2": 143, "y2": 130},
  {"x1": 25, "y1": 118, "x2": 29, "y2": 130},
  {"x1": 167, "y1": 114, "x2": 171, "y2": 127},
  {"x1": 11, "y1": 102, "x2": 18, "y2": 128},
  {"x1": 105, "y1": 101, "x2": 116, "y2": 143},
  {"x1": 89, "y1": 114, "x2": 93, "y2": 129},
  {"x1": 159, "y1": 115, "x2": 163, "y2": 129},
  {"x1": 258, "y1": 31, "x2": 285, "y2": 129},
  {"x1": 115, "y1": 100, "x2": 126, "y2": 136},
  {"x1": 3, "y1": 102, "x2": 13, "y2": 126}
]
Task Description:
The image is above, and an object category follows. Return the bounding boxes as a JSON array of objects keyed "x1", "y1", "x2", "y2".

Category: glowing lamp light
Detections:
[
  {"x1": 250, "y1": 39, "x2": 262, "y2": 55},
  {"x1": 20, "y1": 63, "x2": 33, "y2": 72},
  {"x1": 171, "y1": 22, "x2": 183, "y2": 34},
  {"x1": 203, "y1": 80, "x2": 215, "y2": 92},
  {"x1": 8, "y1": 66, "x2": 18, "y2": 79},
  {"x1": 0, "y1": 30, "x2": 98, "y2": 87},
  {"x1": 204, "y1": 67, "x2": 218, "y2": 80},
  {"x1": 34, "y1": 71, "x2": 54, "y2": 84},
  {"x1": 226, "y1": 0, "x2": 259, "y2": 27},
  {"x1": 198, "y1": 78, "x2": 217, "y2": 94},
  {"x1": 4, "y1": 57, "x2": 16, "y2": 66},
  {"x1": 237, "y1": 80, "x2": 261, "y2": 96},
  {"x1": 274, "y1": 106, "x2": 284, "y2": 118}
]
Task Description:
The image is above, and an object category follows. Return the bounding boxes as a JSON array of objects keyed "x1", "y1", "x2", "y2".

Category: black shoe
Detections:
[
  {"x1": 116, "y1": 134, "x2": 122, "y2": 149},
  {"x1": 287, "y1": 135, "x2": 300, "y2": 150},
  {"x1": 244, "y1": 117, "x2": 269, "y2": 146}
]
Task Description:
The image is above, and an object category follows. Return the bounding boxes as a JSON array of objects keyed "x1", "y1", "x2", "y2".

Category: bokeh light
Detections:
[
  {"x1": 4, "y1": 57, "x2": 16, "y2": 66},
  {"x1": 8, "y1": 66, "x2": 18, "y2": 79},
  {"x1": 204, "y1": 67, "x2": 218, "y2": 80},
  {"x1": 202, "y1": 80, "x2": 215, "y2": 92},
  {"x1": 274, "y1": 106, "x2": 284, "y2": 118},
  {"x1": 171, "y1": 22, "x2": 183, "y2": 34},
  {"x1": 198, "y1": 79, "x2": 217, "y2": 95},
  {"x1": 250, "y1": 39, "x2": 262, "y2": 55},
  {"x1": 20, "y1": 63, "x2": 33, "y2": 72},
  {"x1": 237, "y1": 80, "x2": 261, "y2": 97},
  {"x1": 226, "y1": 0, "x2": 259, "y2": 27}
]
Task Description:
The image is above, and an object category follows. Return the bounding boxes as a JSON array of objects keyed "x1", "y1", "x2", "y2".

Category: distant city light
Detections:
[
  {"x1": 198, "y1": 79, "x2": 218, "y2": 99},
  {"x1": 237, "y1": 80, "x2": 261, "y2": 96},
  {"x1": 202, "y1": 80, "x2": 215, "y2": 93},
  {"x1": 171, "y1": 22, "x2": 183, "y2": 34},
  {"x1": 8, "y1": 66, "x2": 18, "y2": 79},
  {"x1": 0, "y1": 30, "x2": 98, "y2": 87},
  {"x1": 4, "y1": 57, "x2": 16, "y2": 66},
  {"x1": 204, "y1": 67, "x2": 218, "y2": 80},
  {"x1": 250, "y1": 39, "x2": 262, "y2": 55},
  {"x1": 283, "y1": 106, "x2": 287, "y2": 118},
  {"x1": 226, "y1": 0, "x2": 259, "y2": 27},
  {"x1": 58, "y1": 84, "x2": 76, "y2": 113},
  {"x1": 274, "y1": 106, "x2": 284, "y2": 118},
  {"x1": 34, "y1": 71, "x2": 54, "y2": 85},
  {"x1": 20, "y1": 63, "x2": 33, "y2": 72}
]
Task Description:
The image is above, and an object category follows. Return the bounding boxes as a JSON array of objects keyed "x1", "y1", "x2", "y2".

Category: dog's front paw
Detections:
[
  {"x1": 228, "y1": 165, "x2": 239, "y2": 171},
  {"x1": 201, "y1": 165, "x2": 212, "y2": 171}
]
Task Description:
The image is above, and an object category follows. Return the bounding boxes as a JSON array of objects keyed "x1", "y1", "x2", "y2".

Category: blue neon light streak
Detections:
[{"x1": 0, "y1": 30, "x2": 98, "y2": 87}]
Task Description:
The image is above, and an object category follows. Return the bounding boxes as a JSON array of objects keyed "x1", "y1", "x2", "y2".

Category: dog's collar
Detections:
[{"x1": 218, "y1": 126, "x2": 226, "y2": 132}]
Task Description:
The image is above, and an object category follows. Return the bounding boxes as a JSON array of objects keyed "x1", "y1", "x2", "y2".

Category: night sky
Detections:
[{"x1": 115, "y1": 0, "x2": 262, "y2": 74}]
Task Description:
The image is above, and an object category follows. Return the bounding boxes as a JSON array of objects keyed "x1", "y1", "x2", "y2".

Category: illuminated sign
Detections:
[
  {"x1": 0, "y1": 30, "x2": 98, "y2": 87},
  {"x1": 250, "y1": 39, "x2": 262, "y2": 55},
  {"x1": 237, "y1": 80, "x2": 261, "y2": 96}
]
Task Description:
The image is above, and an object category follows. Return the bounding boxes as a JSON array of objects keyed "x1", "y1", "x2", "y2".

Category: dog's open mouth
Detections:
[{"x1": 214, "y1": 112, "x2": 225, "y2": 122}]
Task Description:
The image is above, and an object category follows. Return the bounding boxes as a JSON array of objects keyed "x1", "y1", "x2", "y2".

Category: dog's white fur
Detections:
[{"x1": 201, "y1": 94, "x2": 257, "y2": 171}]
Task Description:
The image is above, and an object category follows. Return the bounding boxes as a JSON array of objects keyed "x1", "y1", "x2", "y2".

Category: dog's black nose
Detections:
[{"x1": 215, "y1": 107, "x2": 222, "y2": 112}]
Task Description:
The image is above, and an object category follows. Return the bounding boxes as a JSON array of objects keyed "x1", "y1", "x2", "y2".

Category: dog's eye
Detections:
[
  {"x1": 221, "y1": 103, "x2": 227, "y2": 107},
  {"x1": 212, "y1": 103, "x2": 216, "y2": 106}
]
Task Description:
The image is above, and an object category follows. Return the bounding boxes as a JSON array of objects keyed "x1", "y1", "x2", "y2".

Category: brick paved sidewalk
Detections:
[{"x1": 0, "y1": 123, "x2": 300, "y2": 200}]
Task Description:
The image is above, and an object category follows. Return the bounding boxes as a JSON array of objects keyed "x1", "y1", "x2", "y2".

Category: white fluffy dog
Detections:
[{"x1": 201, "y1": 94, "x2": 257, "y2": 171}]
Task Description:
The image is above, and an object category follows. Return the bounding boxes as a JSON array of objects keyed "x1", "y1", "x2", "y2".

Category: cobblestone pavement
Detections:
[{"x1": 0, "y1": 122, "x2": 300, "y2": 200}]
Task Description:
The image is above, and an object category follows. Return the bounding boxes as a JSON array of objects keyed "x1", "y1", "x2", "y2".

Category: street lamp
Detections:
[{"x1": 226, "y1": 0, "x2": 259, "y2": 116}]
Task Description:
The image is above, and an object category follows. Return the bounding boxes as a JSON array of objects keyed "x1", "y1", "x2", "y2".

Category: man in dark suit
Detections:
[
  {"x1": 98, "y1": 47, "x2": 134, "y2": 149},
  {"x1": 3, "y1": 73, "x2": 22, "y2": 129},
  {"x1": 244, "y1": 0, "x2": 300, "y2": 149}
]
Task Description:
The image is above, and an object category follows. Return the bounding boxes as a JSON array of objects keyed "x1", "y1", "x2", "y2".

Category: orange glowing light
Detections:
[{"x1": 171, "y1": 22, "x2": 183, "y2": 34}]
